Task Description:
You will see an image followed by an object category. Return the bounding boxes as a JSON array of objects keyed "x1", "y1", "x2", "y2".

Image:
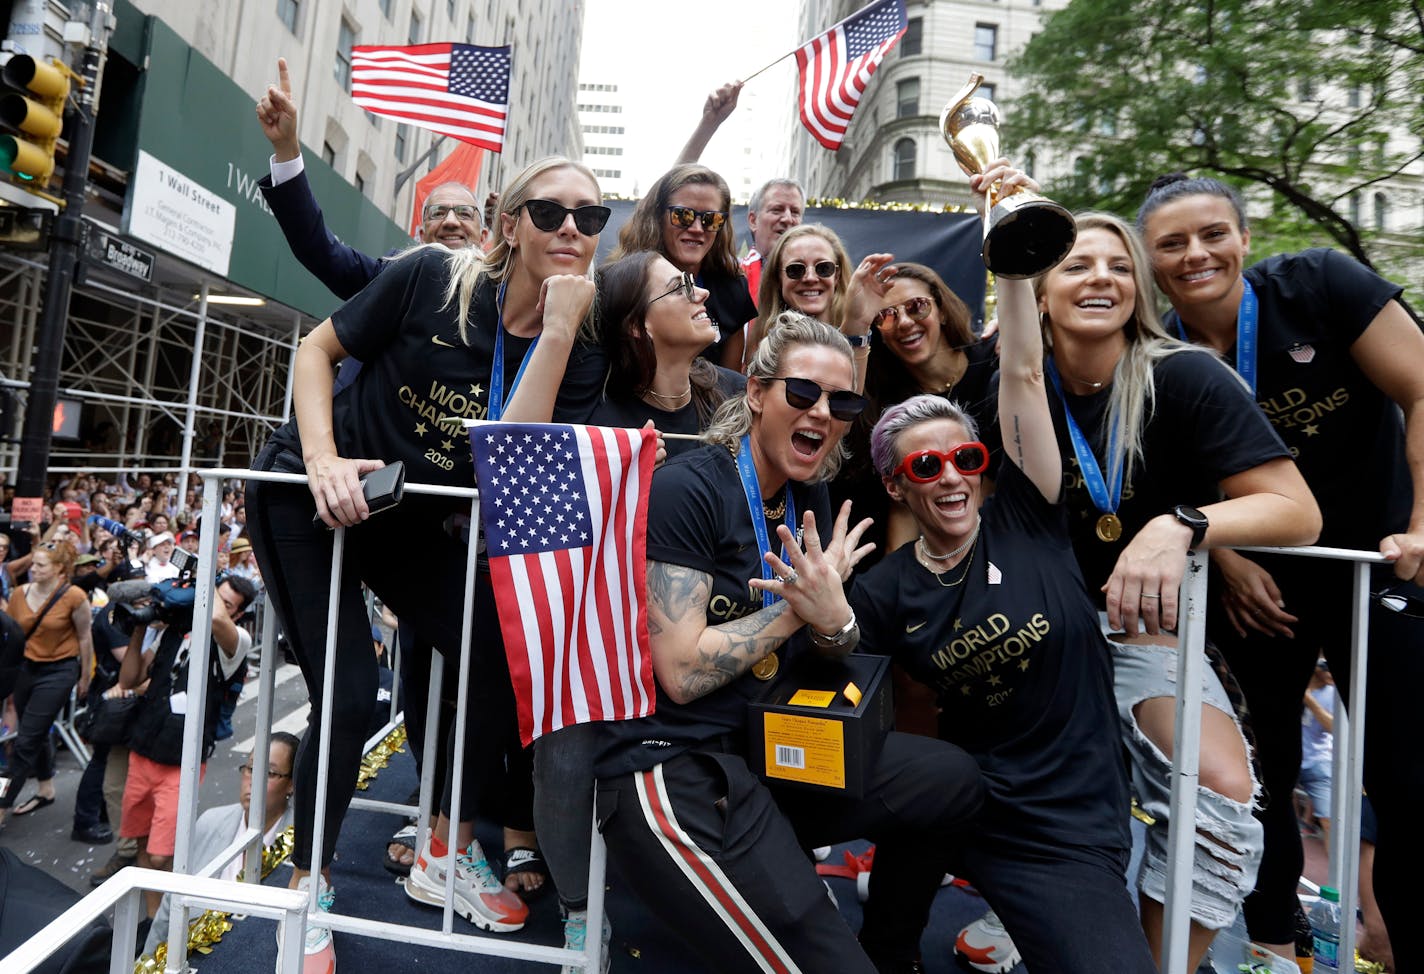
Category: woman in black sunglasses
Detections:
[
  {"x1": 745, "y1": 223, "x2": 853, "y2": 357},
  {"x1": 848, "y1": 207, "x2": 1163, "y2": 974},
  {"x1": 611, "y1": 164, "x2": 756, "y2": 372},
  {"x1": 246, "y1": 156, "x2": 610, "y2": 960},
  {"x1": 591, "y1": 313, "x2": 984, "y2": 972}
]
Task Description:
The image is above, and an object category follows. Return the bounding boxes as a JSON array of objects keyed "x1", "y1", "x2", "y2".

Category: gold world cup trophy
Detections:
[{"x1": 940, "y1": 73, "x2": 1076, "y2": 279}]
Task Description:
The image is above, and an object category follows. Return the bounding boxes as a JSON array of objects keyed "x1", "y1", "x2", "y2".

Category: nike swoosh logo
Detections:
[
  {"x1": 431, "y1": 335, "x2": 457, "y2": 347},
  {"x1": 906, "y1": 621, "x2": 928, "y2": 633}
]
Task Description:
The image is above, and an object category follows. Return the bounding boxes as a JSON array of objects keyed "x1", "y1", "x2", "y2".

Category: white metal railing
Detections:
[
  {"x1": 4, "y1": 867, "x2": 310, "y2": 974},
  {"x1": 1166, "y1": 545, "x2": 1381, "y2": 973}
]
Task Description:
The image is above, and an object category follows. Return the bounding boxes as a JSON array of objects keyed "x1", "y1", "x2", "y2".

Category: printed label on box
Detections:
[
  {"x1": 762, "y1": 713, "x2": 845, "y2": 789},
  {"x1": 787, "y1": 689, "x2": 836, "y2": 708}
]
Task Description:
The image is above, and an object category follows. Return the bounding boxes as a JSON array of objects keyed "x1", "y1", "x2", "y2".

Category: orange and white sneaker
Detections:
[
  {"x1": 954, "y1": 909, "x2": 1021, "y2": 973},
  {"x1": 405, "y1": 837, "x2": 528, "y2": 933}
]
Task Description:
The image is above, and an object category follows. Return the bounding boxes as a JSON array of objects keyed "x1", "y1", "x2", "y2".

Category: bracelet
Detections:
[
  {"x1": 810, "y1": 609, "x2": 858, "y2": 647},
  {"x1": 844, "y1": 332, "x2": 872, "y2": 349}
]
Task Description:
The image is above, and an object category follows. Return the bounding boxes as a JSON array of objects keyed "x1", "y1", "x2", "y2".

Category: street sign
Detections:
[{"x1": 84, "y1": 222, "x2": 155, "y2": 282}]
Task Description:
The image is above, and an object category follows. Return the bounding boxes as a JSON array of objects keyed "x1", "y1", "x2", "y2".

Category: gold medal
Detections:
[
  {"x1": 1095, "y1": 513, "x2": 1123, "y2": 543},
  {"x1": 751, "y1": 653, "x2": 779, "y2": 681}
]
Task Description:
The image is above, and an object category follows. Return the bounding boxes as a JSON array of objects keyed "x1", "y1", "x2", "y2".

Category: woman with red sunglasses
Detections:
[
  {"x1": 611, "y1": 164, "x2": 757, "y2": 371},
  {"x1": 247, "y1": 156, "x2": 611, "y2": 968},
  {"x1": 592, "y1": 313, "x2": 984, "y2": 972}
]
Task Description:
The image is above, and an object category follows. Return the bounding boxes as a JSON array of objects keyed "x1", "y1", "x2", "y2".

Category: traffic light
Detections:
[{"x1": 0, "y1": 54, "x2": 70, "y2": 186}]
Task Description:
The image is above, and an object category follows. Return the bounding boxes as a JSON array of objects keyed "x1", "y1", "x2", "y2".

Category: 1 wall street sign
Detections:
[
  {"x1": 83, "y1": 221, "x2": 155, "y2": 282},
  {"x1": 125, "y1": 149, "x2": 236, "y2": 276}
]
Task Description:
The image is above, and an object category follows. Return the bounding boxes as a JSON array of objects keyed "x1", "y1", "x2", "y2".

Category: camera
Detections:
[{"x1": 108, "y1": 548, "x2": 201, "y2": 635}]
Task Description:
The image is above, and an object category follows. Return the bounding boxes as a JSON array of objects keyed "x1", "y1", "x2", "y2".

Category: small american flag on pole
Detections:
[
  {"x1": 796, "y1": 0, "x2": 908, "y2": 151},
  {"x1": 351, "y1": 42, "x2": 511, "y2": 152},
  {"x1": 470, "y1": 423, "x2": 657, "y2": 745}
]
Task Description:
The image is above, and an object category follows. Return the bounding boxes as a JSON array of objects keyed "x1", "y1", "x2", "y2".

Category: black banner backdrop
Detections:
[{"x1": 593, "y1": 201, "x2": 989, "y2": 331}]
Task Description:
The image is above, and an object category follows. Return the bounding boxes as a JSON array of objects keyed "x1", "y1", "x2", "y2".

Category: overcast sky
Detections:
[{"x1": 579, "y1": 0, "x2": 803, "y2": 199}]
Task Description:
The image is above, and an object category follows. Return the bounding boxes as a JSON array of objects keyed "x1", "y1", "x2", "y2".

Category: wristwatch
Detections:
[
  {"x1": 1171, "y1": 505, "x2": 1209, "y2": 550},
  {"x1": 811, "y1": 609, "x2": 859, "y2": 648},
  {"x1": 844, "y1": 332, "x2": 872, "y2": 349}
]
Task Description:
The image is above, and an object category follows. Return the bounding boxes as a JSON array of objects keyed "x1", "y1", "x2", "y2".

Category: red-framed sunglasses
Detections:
[{"x1": 893, "y1": 443, "x2": 990, "y2": 482}]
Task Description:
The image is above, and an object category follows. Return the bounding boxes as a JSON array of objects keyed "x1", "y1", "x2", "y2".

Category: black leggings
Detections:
[
  {"x1": 248, "y1": 443, "x2": 527, "y2": 869},
  {"x1": 1214, "y1": 557, "x2": 1423, "y2": 971},
  {"x1": 0, "y1": 656, "x2": 79, "y2": 808}
]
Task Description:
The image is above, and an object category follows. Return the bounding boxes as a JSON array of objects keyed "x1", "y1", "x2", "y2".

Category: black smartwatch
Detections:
[
  {"x1": 1171, "y1": 505, "x2": 1208, "y2": 550},
  {"x1": 844, "y1": 332, "x2": 872, "y2": 348}
]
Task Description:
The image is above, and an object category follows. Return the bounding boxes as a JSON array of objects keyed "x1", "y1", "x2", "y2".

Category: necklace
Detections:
[
  {"x1": 918, "y1": 517, "x2": 980, "y2": 561},
  {"x1": 762, "y1": 495, "x2": 787, "y2": 521},
  {"x1": 918, "y1": 531, "x2": 980, "y2": 588},
  {"x1": 644, "y1": 385, "x2": 692, "y2": 407}
]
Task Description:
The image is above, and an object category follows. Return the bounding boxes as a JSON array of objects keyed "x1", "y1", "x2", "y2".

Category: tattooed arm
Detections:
[{"x1": 646, "y1": 560, "x2": 805, "y2": 705}]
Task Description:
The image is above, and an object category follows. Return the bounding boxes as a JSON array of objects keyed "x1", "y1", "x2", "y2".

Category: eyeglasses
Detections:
[
  {"x1": 665, "y1": 205, "x2": 727, "y2": 232},
  {"x1": 522, "y1": 198, "x2": 611, "y2": 236},
  {"x1": 651, "y1": 271, "x2": 698, "y2": 305},
  {"x1": 239, "y1": 765, "x2": 293, "y2": 780},
  {"x1": 784, "y1": 260, "x2": 837, "y2": 281},
  {"x1": 764, "y1": 376, "x2": 868, "y2": 422},
  {"x1": 874, "y1": 296, "x2": 934, "y2": 330},
  {"x1": 894, "y1": 443, "x2": 991, "y2": 482},
  {"x1": 423, "y1": 203, "x2": 478, "y2": 223},
  {"x1": 1373, "y1": 586, "x2": 1424, "y2": 619}
]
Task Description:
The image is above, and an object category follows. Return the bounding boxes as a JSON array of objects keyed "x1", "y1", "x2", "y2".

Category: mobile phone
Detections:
[{"x1": 312, "y1": 461, "x2": 406, "y2": 528}]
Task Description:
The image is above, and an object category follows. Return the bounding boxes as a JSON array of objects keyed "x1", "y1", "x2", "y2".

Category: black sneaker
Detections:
[{"x1": 71, "y1": 822, "x2": 115, "y2": 844}]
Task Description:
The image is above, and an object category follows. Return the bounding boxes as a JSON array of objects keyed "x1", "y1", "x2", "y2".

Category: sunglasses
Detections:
[
  {"x1": 764, "y1": 376, "x2": 868, "y2": 422},
  {"x1": 784, "y1": 259, "x2": 837, "y2": 281},
  {"x1": 1373, "y1": 586, "x2": 1424, "y2": 619},
  {"x1": 423, "y1": 203, "x2": 478, "y2": 223},
  {"x1": 665, "y1": 205, "x2": 727, "y2": 232},
  {"x1": 522, "y1": 198, "x2": 611, "y2": 236},
  {"x1": 651, "y1": 271, "x2": 698, "y2": 305},
  {"x1": 894, "y1": 443, "x2": 990, "y2": 482},
  {"x1": 874, "y1": 296, "x2": 935, "y2": 330}
]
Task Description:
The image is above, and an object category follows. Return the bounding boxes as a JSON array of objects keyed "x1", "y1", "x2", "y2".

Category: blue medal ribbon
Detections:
[
  {"x1": 1045, "y1": 358, "x2": 1122, "y2": 520},
  {"x1": 1166, "y1": 278, "x2": 1258, "y2": 394},
  {"x1": 735, "y1": 434, "x2": 796, "y2": 608},
  {"x1": 488, "y1": 282, "x2": 541, "y2": 421}
]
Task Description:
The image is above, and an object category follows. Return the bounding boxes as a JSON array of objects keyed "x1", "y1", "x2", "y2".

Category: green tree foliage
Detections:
[{"x1": 1005, "y1": 0, "x2": 1423, "y2": 286}]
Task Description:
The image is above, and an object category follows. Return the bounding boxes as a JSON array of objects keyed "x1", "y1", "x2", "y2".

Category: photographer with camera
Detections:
[{"x1": 108, "y1": 570, "x2": 257, "y2": 916}]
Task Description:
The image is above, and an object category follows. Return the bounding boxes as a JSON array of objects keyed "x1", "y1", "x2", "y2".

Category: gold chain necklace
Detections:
[
  {"x1": 763, "y1": 495, "x2": 787, "y2": 521},
  {"x1": 645, "y1": 385, "x2": 692, "y2": 407},
  {"x1": 917, "y1": 531, "x2": 979, "y2": 588}
]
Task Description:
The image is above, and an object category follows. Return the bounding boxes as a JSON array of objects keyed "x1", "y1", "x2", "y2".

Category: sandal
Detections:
[
  {"x1": 503, "y1": 846, "x2": 550, "y2": 900},
  {"x1": 13, "y1": 794, "x2": 55, "y2": 816},
  {"x1": 383, "y1": 823, "x2": 418, "y2": 876}
]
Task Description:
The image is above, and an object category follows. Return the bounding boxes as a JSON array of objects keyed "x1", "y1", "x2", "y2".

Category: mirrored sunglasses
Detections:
[
  {"x1": 874, "y1": 296, "x2": 934, "y2": 330},
  {"x1": 894, "y1": 443, "x2": 990, "y2": 482},
  {"x1": 766, "y1": 376, "x2": 868, "y2": 422},
  {"x1": 1373, "y1": 586, "x2": 1424, "y2": 619},
  {"x1": 665, "y1": 205, "x2": 727, "y2": 232},
  {"x1": 522, "y1": 198, "x2": 611, "y2": 236},
  {"x1": 784, "y1": 259, "x2": 838, "y2": 281}
]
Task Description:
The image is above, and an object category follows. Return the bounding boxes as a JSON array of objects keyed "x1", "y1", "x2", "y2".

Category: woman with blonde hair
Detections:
[
  {"x1": 745, "y1": 223, "x2": 852, "y2": 351},
  {"x1": 248, "y1": 156, "x2": 609, "y2": 968},
  {"x1": 611, "y1": 163, "x2": 756, "y2": 370}
]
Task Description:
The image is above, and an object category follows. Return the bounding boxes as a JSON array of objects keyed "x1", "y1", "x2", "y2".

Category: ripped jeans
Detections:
[{"x1": 1108, "y1": 636, "x2": 1264, "y2": 930}]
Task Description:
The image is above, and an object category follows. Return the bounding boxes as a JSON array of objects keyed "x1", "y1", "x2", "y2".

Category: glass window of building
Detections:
[
  {"x1": 336, "y1": 19, "x2": 355, "y2": 89},
  {"x1": 901, "y1": 16, "x2": 922, "y2": 56},
  {"x1": 896, "y1": 77, "x2": 919, "y2": 118},
  {"x1": 277, "y1": 0, "x2": 299, "y2": 34},
  {"x1": 892, "y1": 138, "x2": 916, "y2": 181},
  {"x1": 394, "y1": 124, "x2": 408, "y2": 163},
  {"x1": 974, "y1": 24, "x2": 998, "y2": 61}
]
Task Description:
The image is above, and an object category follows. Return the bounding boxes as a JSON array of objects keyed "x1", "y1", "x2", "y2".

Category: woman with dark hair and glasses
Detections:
[
  {"x1": 592, "y1": 313, "x2": 984, "y2": 972},
  {"x1": 610, "y1": 164, "x2": 757, "y2": 371},
  {"x1": 849, "y1": 171, "x2": 1160, "y2": 972},
  {"x1": 248, "y1": 156, "x2": 610, "y2": 969},
  {"x1": 1137, "y1": 172, "x2": 1424, "y2": 969}
]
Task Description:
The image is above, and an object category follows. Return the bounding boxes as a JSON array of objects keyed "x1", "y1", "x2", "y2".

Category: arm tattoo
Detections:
[
  {"x1": 1011, "y1": 413, "x2": 1025, "y2": 468},
  {"x1": 647, "y1": 561, "x2": 709, "y2": 631},
  {"x1": 682, "y1": 601, "x2": 792, "y2": 700}
]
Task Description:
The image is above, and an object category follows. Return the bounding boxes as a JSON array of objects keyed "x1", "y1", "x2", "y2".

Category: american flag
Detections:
[
  {"x1": 470, "y1": 423, "x2": 658, "y2": 745},
  {"x1": 796, "y1": 0, "x2": 908, "y2": 151},
  {"x1": 351, "y1": 42, "x2": 511, "y2": 152}
]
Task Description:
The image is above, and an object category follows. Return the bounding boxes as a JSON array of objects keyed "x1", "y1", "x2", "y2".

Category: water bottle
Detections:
[{"x1": 1308, "y1": 885, "x2": 1342, "y2": 973}]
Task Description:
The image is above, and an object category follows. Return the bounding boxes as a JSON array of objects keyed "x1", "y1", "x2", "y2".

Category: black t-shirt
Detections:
[
  {"x1": 266, "y1": 249, "x2": 608, "y2": 484},
  {"x1": 588, "y1": 367, "x2": 745, "y2": 460},
  {"x1": 1051, "y1": 349, "x2": 1290, "y2": 596},
  {"x1": 1228, "y1": 250, "x2": 1406, "y2": 548},
  {"x1": 701, "y1": 270, "x2": 759, "y2": 363},
  {"x1": 595, "y1": 444, "x2": 833, "y2": 776},
  {"x1": 851, "y1": 461, "x2": 1127, "y2": 848}
]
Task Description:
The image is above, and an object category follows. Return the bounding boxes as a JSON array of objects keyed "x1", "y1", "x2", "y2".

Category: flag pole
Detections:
[
  {"x1": 452, "y1": 417, "x2": 703, "y2": 441},
  {"x1": 740, "y1": 49, "x2": 796, "y2": 85},
  {"x1": 743, "y1": 0, "x2": 889, "y2": 84}
]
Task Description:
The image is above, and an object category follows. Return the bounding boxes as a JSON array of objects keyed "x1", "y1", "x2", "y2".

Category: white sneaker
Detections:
[
  {"x1": 405, "y1": 838, "x2": 528, "y2": 933},
  {"x1": 954, "y1": 909, "x2": 1022, "y2": 973},
  {"x1": 812, "y1": 846, "x2": 832, "y2": 861},
  {"x1": 560, "y1": 908, "x2": 612, "y2": 974},
  {"x1": 275, "y1": 875, "x2": 336, "y2": 974}
]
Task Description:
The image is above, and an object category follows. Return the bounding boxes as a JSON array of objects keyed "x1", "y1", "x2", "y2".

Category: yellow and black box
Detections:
[{"x1": 748, "y1": 653, "x2": 892, "y2": 798}]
